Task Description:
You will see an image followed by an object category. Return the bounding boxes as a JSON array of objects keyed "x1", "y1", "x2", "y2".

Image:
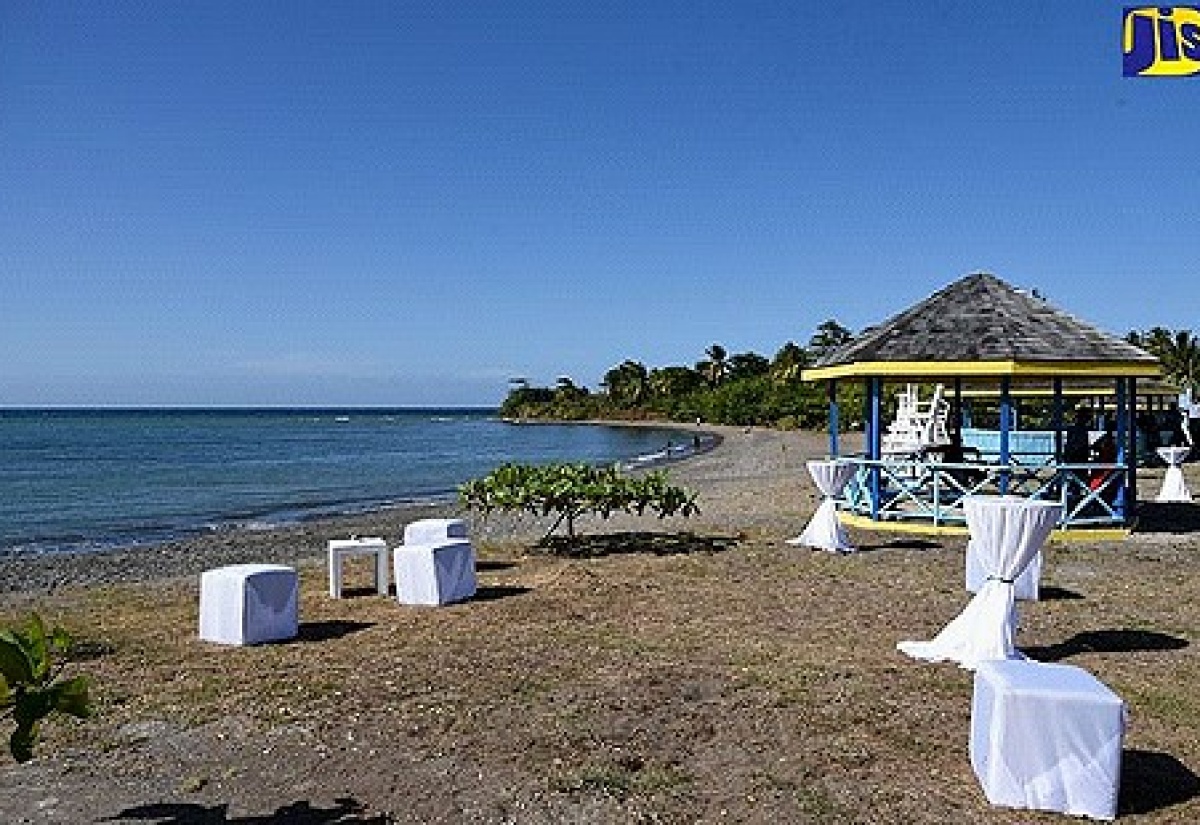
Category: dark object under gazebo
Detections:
[{"x1": 801, "y1": 273, "x2": 1162, "y2": 533}]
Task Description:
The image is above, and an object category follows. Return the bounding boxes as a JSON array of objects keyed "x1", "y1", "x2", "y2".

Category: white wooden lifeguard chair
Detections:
[{"x1": 882, "y1": 383, "x2": 951, "y2": 457}]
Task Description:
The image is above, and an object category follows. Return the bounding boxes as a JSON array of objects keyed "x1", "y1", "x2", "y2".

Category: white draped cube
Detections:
[
  {"x1": 403, "y1": 518, "x2": 469, "y2": 545},
  {"x1": 199, "y1": 564, "x2": 298, "y2": 645},
  {"x1": 394, "y1": 539, "x2": 476, "y2": 606},
  {"x1": 327, "y1": 537, "x2": 389, "y2": 598},
  {"x1": 971, "y1": 660, "x2": 1125, "y2": 821},
  {"x1": 898, "y1": 496, "x2": 1061, "y2": 669},
  {"x1": 967, "y1": 541, "x2": 1041, "y2": 601},
  {"x1": 787, "y1": 460, "x2": 857, "y2": 552},
  {"x1": 1156, "y1": 446, "x2": 1193, "y2": 503}
]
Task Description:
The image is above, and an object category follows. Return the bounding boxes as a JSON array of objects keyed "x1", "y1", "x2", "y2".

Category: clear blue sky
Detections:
[{"x1": 1, "y1": 2, "x2": 1195, "y2": 406}]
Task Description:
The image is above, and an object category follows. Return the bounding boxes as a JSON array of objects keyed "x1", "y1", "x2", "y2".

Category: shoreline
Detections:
[
  {"x1": 0, "y1": 423, "x2": 805, "y2": 598},
  {"x1": 0, "y1": 415, "x2": 714, "y2": 572}
]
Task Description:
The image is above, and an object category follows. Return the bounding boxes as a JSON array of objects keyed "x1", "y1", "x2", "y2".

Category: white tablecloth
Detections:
[
  {"x1": 404, "y1": 517, "x2": 470, "y2": 544},
  {"x1": 1156, "y1": 446, "x2": 1193, "y2": 503},
  {"x1": 971, "y1": 659, "x2": 1125, "y2": 820},
  {"x1": 394, "y1": 539, "x2": 477, "y2": 606},
  {"x1": 898, "y1": 496, "x2": 1061, "y2": 669},
  {"x1": 787, "y1": 460, "x2": 857, "y2": 553},
  {"x1": 967, "y1": 541, "x2": 1041, "y2": 600},
  {"x1": 199, "y1": 564, "x2": 298, "y2": 646}
]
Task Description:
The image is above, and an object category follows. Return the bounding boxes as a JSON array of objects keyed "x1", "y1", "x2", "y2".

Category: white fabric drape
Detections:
[
  {"x1": 966, "y1": 539, "x2": 1041, "y2": 601},
  {"x1": 971, "y1": 660, "x2": 1126, "y2": 820},
  {"x1": 898, "y1": 496, "x2": 1061, "y2": 669},
  {"x1": 1156, "y1": 446, "x2": 1193, "y2": 502},
  {"x1": 788, "y1": 460, "x2": 857, "y2": 553}
]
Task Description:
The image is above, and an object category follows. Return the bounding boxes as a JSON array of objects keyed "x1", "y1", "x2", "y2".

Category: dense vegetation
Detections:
[
  {"x1": 501, "y1": 322, "x2": 1200, "y2": 430},
  {"x1": 500, "y1": 320, "x2": 862, "y2": 429}
]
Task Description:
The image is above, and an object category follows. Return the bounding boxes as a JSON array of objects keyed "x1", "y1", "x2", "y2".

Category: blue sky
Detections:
[{"x1": 1, "y1": 2, "x2": 1196, "y2": 406}]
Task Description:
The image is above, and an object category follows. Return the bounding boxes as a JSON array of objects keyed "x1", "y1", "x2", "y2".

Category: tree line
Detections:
[
  {"x1": 500, "y1": 320, "x2": 858, "y2": 428},
  {"x1": 500, "y1": 324, "x2": 1200, "y2": 430}
]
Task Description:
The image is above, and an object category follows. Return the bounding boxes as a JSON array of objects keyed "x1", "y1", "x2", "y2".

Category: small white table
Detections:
[
  {"x1": 971, "y1": 659, "x2": 1125, "y2": 820},
  {"x1": 1156, "y1": 446, "x2": 1192, "y2": 503},
  {"x1": 788, "y1": 460, "x2": 857, "y2": 552},
  {"x1": 327, "y1": 537, "x2": 389, "y2": 598}
]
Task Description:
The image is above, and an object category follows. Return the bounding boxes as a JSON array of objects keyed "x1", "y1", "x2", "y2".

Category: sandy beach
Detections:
[
  {"x1": 0, "y1": 424, "x2": 829, "y2": 597},
  {"x1": 3, "y1": 427, "x2": 1200, "y2": 823}
]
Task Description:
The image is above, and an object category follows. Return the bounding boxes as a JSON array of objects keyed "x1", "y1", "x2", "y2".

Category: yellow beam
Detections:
[
  {"x1": 802, "y1": 360, "x2": 1161, "y2": 382},
  {"x1": 838, "y1": 512, "x2": 1130, "y2": 543}
]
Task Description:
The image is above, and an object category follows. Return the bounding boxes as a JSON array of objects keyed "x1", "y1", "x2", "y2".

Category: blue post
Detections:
[
  {"x1": 1128, "y1": 378, "x2": 1138, "y2": 513},
  {"x1": 1052, "y1": 378, "x2": 1064, "y2": 461},
  {"x1": 999, "y1": 377, "x2": 1012, "y2": 495},
  {"x1": 954, "y1": 378, "x2": 963, "y2": 436},
  {"x1": 828, "y1": 379, "x2": 840, "y2": 457},
  {"x1": 1115, "y1": 378, "x2": 1128, "y2": 520},
  {"x1": 869, "y1": 377, "x2": 882, "y2": 520}
]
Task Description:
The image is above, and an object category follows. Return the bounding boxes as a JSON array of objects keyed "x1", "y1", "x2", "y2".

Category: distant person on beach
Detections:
[{"x1": 1063, "y1": 408, "x2": 1092, "y2": 465}]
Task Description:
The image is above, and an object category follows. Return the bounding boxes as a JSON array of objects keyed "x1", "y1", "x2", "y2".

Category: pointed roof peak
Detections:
[{"x1": 807, "y1": 272, "x2": 1159, "y2": 380}]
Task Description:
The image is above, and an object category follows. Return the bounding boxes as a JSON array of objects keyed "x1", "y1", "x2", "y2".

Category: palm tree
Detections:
[
  {"x1": 699, "y1": 344, "x2": 729, "y2": 387},
  {"x1": 808, "y1": 319, "x2": 853, "y2": 361},
  {"x1": 648, "y1": 366, "x2": 704, "y2": 399},
  {"x1": 1130, "y1": 327, "x2": 1200, "y2": 389},
  {"x1": 770, "y1": 341, "x2": 809, "y2": 384},
  {"x1": 602, "y1": 360, "x2": 649, "y2": 407}
]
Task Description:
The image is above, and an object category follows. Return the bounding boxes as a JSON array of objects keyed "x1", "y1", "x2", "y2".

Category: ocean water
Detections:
[{"x1": 0, "y1": 409, "x2": 692, "y2": 557}]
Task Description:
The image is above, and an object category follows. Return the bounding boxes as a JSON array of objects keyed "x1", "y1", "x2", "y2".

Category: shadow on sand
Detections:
[
  {"x1": 106, "y1": 796, "x2": 389, "y2": 824},
  {"x1": 1038, "y1": 585, "x2": 1085, "y2": 601},
  {"x1": 1024, "y1": 629, "x2": 1189, "y2": 662},
  {"x1": 477, "y1": 559, "x2": 519, "y2": 572},
  {"x1": 1134, "y1": 501, "x2": 1200, "y2": 534},
  {"x1": 536, "y1": 531, "x2": 740, "y2": 559},
  {"x1": 293, "y1": 620, "x2": 374, "y2": 644},
  {"x1": 1120, "y1": 749, "x2": 1200, "y2": 816},
  {"x1": 472, "y1": 584, "x2": 532, "y2": 602},
  {"x1": 854, "y1": 537, "x2": 944, "y2": 552}
]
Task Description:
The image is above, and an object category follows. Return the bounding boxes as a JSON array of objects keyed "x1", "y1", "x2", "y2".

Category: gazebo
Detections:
[{"x1": 801, "y1": 273, "x2": 1163, "y2": 533}]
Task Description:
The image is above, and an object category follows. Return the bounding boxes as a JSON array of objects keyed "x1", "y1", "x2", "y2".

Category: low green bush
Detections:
[
  {"x1": 1, "y1": 614, "x2": 92, "y2": 763},
  {"x1": 459, "y1": 462, "x2": 699, "y2": 542}
]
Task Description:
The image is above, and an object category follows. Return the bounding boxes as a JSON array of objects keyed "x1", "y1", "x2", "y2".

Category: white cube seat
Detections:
[
  {"x1": 971, "y1": 659, "x2": 1126, "y2": 820},
  {"x1": 403, "y1": 517, "x2": 469, "y2": 545},
  {"x1": 199, "y1": 564, "x2": 299, "y2": 645},
  {"x1": 394, "y1": 539, "x2": 476, "y2": 606}
]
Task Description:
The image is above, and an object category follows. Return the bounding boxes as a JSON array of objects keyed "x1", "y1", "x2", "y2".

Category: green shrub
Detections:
[
  {"x1": 1, "y1": 614, "x2": 92, "y2": 763},
  {"x1": 459, "y1": 462, "x2": 699, "y2": 541}
]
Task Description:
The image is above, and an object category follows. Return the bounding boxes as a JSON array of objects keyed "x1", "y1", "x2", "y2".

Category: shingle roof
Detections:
[{"x1": 808, "y1": 272, "x2": 1158, "y2": 377}]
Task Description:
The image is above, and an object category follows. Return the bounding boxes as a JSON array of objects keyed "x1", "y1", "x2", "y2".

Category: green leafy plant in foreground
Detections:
[
  {"x1": 459, "y1": 462, "x2": 699, "y2": 542},
  {"x1": 0, "y1": 614, "x2": 92, "y2": 763}
]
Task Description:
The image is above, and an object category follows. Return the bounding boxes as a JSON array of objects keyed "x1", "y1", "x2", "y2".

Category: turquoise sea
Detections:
[{"x1": 0, "y1": 409, "x2": 693, "y2": 557}]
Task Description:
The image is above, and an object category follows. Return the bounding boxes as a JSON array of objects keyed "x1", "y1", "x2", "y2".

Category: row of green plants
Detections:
[
  {"x1": 458, "y1": 462, "x2": 699, "y2": 542},
  {"x1": 502, "y1": 324, "x2": 1200, "y2": 430}
]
